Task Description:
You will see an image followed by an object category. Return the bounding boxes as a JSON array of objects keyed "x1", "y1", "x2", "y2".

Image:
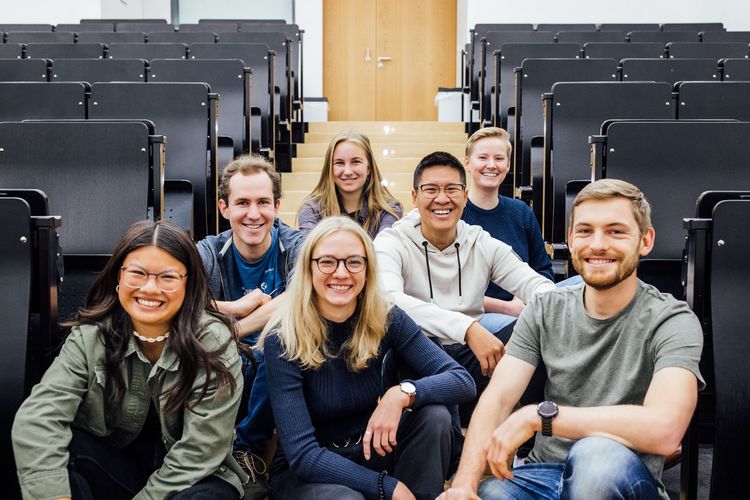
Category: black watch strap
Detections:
[{"x1": 541, "y1": 417, "x2": 553, "y2": 436}]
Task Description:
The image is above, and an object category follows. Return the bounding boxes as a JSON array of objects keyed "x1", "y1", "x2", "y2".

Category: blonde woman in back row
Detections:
[{"x1": 297, "y1": 131, "x2": 403, "y2": 239}]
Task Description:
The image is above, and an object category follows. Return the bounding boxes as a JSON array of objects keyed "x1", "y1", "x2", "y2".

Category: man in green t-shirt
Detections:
[{"x1": 439, "y1": 179, "x2": 704, "y2": 500}]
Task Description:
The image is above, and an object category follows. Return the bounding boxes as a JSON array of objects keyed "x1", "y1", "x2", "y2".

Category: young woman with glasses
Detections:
[
  {"x1": 12, "y1": 220, "x2": 247, "y2": 500},
  {"x1": 258, "y1": 216, "x2": 475, "y2": 500},
  {"x1": 297, "y1": 131, "x2": 403, "y2": 239}
]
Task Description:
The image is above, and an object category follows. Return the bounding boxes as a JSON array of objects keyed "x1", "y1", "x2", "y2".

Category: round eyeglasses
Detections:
[
  {"x1": 311, "y1": 255, "x2": 367, "y2": 274},
  {"x1": 416, "y1": 183, "x2": 466, "y2": 199},
  {"x1": 119, "y1": 266, "x2": 187, "y2": 293}
]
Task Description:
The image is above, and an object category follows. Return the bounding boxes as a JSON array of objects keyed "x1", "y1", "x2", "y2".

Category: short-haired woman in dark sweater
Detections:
[{"x1": 259, "y1": 216, "x2": 475, "y2": 500}]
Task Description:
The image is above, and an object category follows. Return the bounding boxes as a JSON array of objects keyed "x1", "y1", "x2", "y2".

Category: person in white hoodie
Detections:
[{"x1": 374, "y1": 152, "x2": 556, "y2": 413}]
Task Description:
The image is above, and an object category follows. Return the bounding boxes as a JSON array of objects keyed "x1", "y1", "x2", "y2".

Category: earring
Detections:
[{"x1": 116, "y1": 285, "x2": 120, "y2": 292}]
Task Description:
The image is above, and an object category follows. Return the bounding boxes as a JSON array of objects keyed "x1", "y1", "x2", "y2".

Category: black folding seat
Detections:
[
  {"x1": 555, "y1": 31, "x2": 626, "y2": 43},
  {"x1": 51, "y1": 58, "x2": 147, "y2": 83},
  {"x1": 0, "y1": 59, "x2": 48, "y2": 81},
  {"x1": 218, "y1": 31, "x2": 292, "y2": 126},
  {"x1": 25, "y1": 43, "x2": 105, "y2": 59},
  {"x1": 149, "y1": 58, "x2": 250, "y2": 159},
  {"x1": 598, "y1": 23, "x2": 660, "y2": 32},
  {"x1": 492, "y1": 43, "x2": 581, "y2": 129},
  {"x1": 0, "y1": 120, "x2": 163, "y2": 321},
  {"x1": 190, "y1": 42, "x2": 275, "y2": 155},
  {"x1": 537, "y1": 23, "x2": 597, "y2": 32},
  {"x1": 628, "y1": 31, "x2": 700, "y2": 43},
  {"x1": 583, "y1": 42, "x2": 665, "y2": 60},
  {"x1": 683, "y1": 193, "x2": 750, "y2": 500},
  {"x1": 180, "y1": 22, "x2": 238, "y2": 32},
  {"x1": 0, "y1": 188, "x2": 61, "y2": 388},
  {"x1": 0, "y1": 24, "x2": 53, "y2": 32},
  {"x1": 203, "y1": 18, "x2": 285, "y2": 24},
  {"x1": 621, "y1": 58, "x2": 719, "y2": 84},
  {"x1": 108, "y1": 42, "x2": 187, "y2": 60},
  {"x1": 662, "y1": 23, "x2": 724, "y2": 32},
  {"x1": 677, "y1": 81, "x2": 750, "y2": 120},
  {"x1": 116, "y1": 22, "x2": 175, "y2": 33},
  {"x1": 701, "y1": 31, "x2": 750, "y2": 43},
  {"x1": 591, "y1": 120, "x2": 750, "y2": 297},
  {"x1": 6, "y1": 31, "x2": 75, "y2": 43},
  {"x1": 0, "y1": 44, "x2": 23, "y2": 58},
  {"x1": 474, "y1": 23, "x2": 534, "y2": 38},
  {"x1": 539, "y1": 82, "x2": 675, "y2": 244},
  {"x1": 720, "y1": 58, "x2": 750, "y2": 80},
  {"x1": 148, "y1": 31, "x2": 216, "y2": 43},
  {"x1": 667, "y1": 42, "x2": 749, "y2": 59},
  {"x1": 0, "y1": 82, "x2": 87, "y2": 121},
  {"x1": 512, "y1": 58, "x2": 618, "y2": 196},
  {"x1": 76, "y1": 31, "x2": 147, "y2": 43},
  {"x1": 473, "y1": 30, "x2": 557, "y2": 124},
  {"x1": 89, "y1": 82, "x2": 218, "y2": 239},
  {"x1": 56, "y1": 22, "x2": 114, "y2": 32},
  {"x1": 81, "y1": 18, "x2": 167, "y2": 25}
]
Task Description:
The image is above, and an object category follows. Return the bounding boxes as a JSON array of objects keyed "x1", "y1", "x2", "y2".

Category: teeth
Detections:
[
  {"x1": 433, "y1": 209, "x2": 450, "y2": 215},
  {"x1": 329, "y1": 285, "x2": 351, "y2": 291},
  {"x1": 137, "y1": 298, "x2": 162, "y2": 308},
  {"x1": 482, "y1": 172, "x2": 498, "y2": 176},
  {"x1": 588, "y1": 258, "x2": 614, "y2": 264},
  {"x1": 246, "y1": 224, "x2": 262, "y2": 229}
]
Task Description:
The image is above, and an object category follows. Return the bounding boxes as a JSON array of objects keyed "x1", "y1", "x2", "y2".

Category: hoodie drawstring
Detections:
[
  {"x1": 421, "y1": 240, "x2": 463, "y2": 304},
  {"x1": 454, "y1": 242, "x2": 462, "y2": 303},
  {"x1": 421, "y1": 241, "x2": 434, "y2": 302}
]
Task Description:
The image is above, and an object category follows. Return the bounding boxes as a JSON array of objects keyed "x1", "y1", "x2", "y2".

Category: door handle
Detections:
[
  {"x1": 365, "y1": 48, "x2": 371, "y2": 62},
  {"x1": 377, "y1": 56, "x2": 392, "y2": 62}
]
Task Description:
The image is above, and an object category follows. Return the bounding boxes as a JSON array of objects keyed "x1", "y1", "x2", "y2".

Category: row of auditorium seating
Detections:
[
  {"x1": 472, "y1": 41, "x2": 750, "y2": 128},
  {"x1": 1, "y1": 29, "x2": 301, "y2": 44},
  {"x1": 0, "y1": 19, "x2": 289, "y2": 33},
  {"x1": 472, "y1": 22, "x2": 726, "y2": 33},
  {"x1": 0, "y1": 55, "x2": 275, "y2": 158}
]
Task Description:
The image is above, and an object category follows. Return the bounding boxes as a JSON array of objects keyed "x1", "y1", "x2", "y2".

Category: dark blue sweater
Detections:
[
  {"x1": 264, "y1": 306, "x2": 475, "y2": 499},
  {"x1": 461, "y1": 196, "x2": 553, "y2": 301}
]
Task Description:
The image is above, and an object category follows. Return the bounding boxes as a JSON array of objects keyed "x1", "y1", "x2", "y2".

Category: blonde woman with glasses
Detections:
[{"x1": 259, "y1": 216, "x2": 475, "y2": 500}]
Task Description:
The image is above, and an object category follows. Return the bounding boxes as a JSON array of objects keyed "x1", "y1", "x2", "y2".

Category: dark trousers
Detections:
[
  {"x1": 269, "y1": 404, "x2": 453, "y2": 500},
  {"x1": 67, "y1": 428, "x2": 239, "y2": 499},
  {"x1": 443, "y1": 321, "x2": 516, "y2": 424}
]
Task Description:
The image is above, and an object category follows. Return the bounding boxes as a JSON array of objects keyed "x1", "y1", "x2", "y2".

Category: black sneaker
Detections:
[{"x1": 233, "y1": 450, "x2": 269, "y2": 500}]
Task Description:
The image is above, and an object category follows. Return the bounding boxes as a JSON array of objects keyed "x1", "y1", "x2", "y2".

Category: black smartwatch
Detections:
[{"x1": 537, "y1": 401, "x2": 558, "y2": 436}]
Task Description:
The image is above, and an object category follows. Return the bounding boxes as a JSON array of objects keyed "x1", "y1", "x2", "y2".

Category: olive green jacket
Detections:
[{"x1": 12, "y1": 314, "x2": 247, "y2": 500}]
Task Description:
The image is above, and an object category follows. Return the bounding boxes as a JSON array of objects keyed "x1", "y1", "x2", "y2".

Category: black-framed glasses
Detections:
[
  {"x1": 311, "y1": 255, "x2": 368, "y2": 274},
  {"x1": 119, "y1": 266, "x2": 187, "y2": 293},
  {"x1": 416, "y1": 183, "x2": 466, "y2": 199}
]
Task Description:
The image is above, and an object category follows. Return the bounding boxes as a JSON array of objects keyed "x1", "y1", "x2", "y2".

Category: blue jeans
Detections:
[
  {"x1": 234, "y1": 340, "x2": 274, "y2": 453},
  {"x1": 477, "y1": 437, "x2": 660, "y2": 500}
]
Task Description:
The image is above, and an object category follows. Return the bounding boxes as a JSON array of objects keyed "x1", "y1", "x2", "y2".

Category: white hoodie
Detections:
[{"x1": 374, "y1": 208, "x2": 556, "y2": 345}]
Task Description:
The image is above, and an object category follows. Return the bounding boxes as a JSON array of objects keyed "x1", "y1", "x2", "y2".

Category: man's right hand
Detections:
[
  {"x1": 465, "y1": 321, "x2": 505, "y2": 377},
  {"x1": 232, "y1": 289, "x2": 271, "y2": 318},
  {"x1": 437, "y1": 486, "x2": 481, "y2": 500}
]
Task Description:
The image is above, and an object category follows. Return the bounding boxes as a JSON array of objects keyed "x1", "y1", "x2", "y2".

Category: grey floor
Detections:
[{"x1": 663, "y1": 446, "x2": 712, "y2": 500}]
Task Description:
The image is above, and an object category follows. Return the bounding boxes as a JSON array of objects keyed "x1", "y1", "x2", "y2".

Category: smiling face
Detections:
[
  {"x1": 464, "y1": 136, "x2": 510, "y2": 192},
  {"x1": 332, "y1": 140, "x2": 369, "y2": 198},
  {"x1": 311, "y1": 230, "x2": 367, "y2": 321},
  {"x1": 412, "y1": 165, "x2": 468, "y2": 246},
  {"x1": 118, "y1": 245, "x2": 187, "y2": 337},
  {"x1": 219, "y1": 171, "x2": 280, "y2": 262},
  {"x1": 568, "y1": 197, "x2": 654, "y2": 291}
]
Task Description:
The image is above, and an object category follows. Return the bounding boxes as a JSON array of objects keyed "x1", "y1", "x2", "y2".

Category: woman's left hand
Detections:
[{"x1": 363, "y1": 386, "x2": 410, "y2": 460}]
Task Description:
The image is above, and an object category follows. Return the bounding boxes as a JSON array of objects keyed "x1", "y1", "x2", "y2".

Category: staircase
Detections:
[{"x1": 279, "y1": 121, "x2": 468, "y2": 226}]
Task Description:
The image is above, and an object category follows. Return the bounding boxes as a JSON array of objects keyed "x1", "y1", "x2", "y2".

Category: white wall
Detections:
[
  {"x1": 295, "y1": 0, "x2": 323, "y2": 98},
  {"x1": 100, "y1": 0, "x2": 170, "y2": 21},
  {"x1": 1, "y1": 0, "x2": 100, "y2": 23}
]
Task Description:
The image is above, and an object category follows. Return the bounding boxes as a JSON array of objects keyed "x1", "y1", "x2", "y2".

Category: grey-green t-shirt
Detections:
[{"x1": 506, "y1": 280, "x2": 705, "y2": 498}]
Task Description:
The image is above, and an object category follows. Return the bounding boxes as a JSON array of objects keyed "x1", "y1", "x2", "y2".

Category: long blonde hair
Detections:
[
  {"x1": 301, "y1": 131, "x2": 401, "y2": 235},
  {"x1": 258, "y1": 216, "x2": 392, "y2": 371}
]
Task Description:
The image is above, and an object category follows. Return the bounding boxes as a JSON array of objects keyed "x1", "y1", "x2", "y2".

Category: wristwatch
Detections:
[
  {"x1": 537, "y1": 401, "x2": 558, "y2": 436},
  {"x1": 400, "y1": 381, "x2": 416, "y2": 408}
]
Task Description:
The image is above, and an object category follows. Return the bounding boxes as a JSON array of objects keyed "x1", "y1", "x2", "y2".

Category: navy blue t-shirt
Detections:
[{"x1": 230, "y1": 226, "x2": 283, "y2": 302}]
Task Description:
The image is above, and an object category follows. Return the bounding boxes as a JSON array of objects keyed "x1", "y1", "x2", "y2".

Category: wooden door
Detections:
[{"x1": 323, "y1": 0, "x2": 456, "y2": 121}]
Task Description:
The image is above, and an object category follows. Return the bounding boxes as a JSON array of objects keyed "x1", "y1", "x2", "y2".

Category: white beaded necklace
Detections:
[{"x1": 133, "y1": 330, "x2": 170, "y2": 343}]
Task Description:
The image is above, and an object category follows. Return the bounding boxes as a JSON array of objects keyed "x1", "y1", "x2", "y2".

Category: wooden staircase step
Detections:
[
  {"x1": 296, "y1": 142, "x2": 465, "y2": 158},
  {"x1": 304, "y1": 132, "x2": 468, "y2": 144},
  {"x1": 307, "y1": 121, "x2": 465, "y2": 135}
]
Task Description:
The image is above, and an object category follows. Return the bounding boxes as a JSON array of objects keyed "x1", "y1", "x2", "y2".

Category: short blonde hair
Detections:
[
  {"x1": 219, "y1": 154, "x2": 280, "y2": 203},
  {"x1": 465, "y1": 127, "x2": 512, "y2": 158},
  {"x1": 258, "y1": 216, "x2": 392, "y2": 371},
  {"x1": 571, "y1": 179, "x2": 652, "y2": 235}
]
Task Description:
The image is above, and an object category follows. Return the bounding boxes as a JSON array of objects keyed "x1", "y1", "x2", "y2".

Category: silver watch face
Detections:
[
  {"x1": 537, "y1": 401, "x2": 558, "y2": 418},
  {"x1": 400, "y1": 381, "x2": 416, "y2": 395}
]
